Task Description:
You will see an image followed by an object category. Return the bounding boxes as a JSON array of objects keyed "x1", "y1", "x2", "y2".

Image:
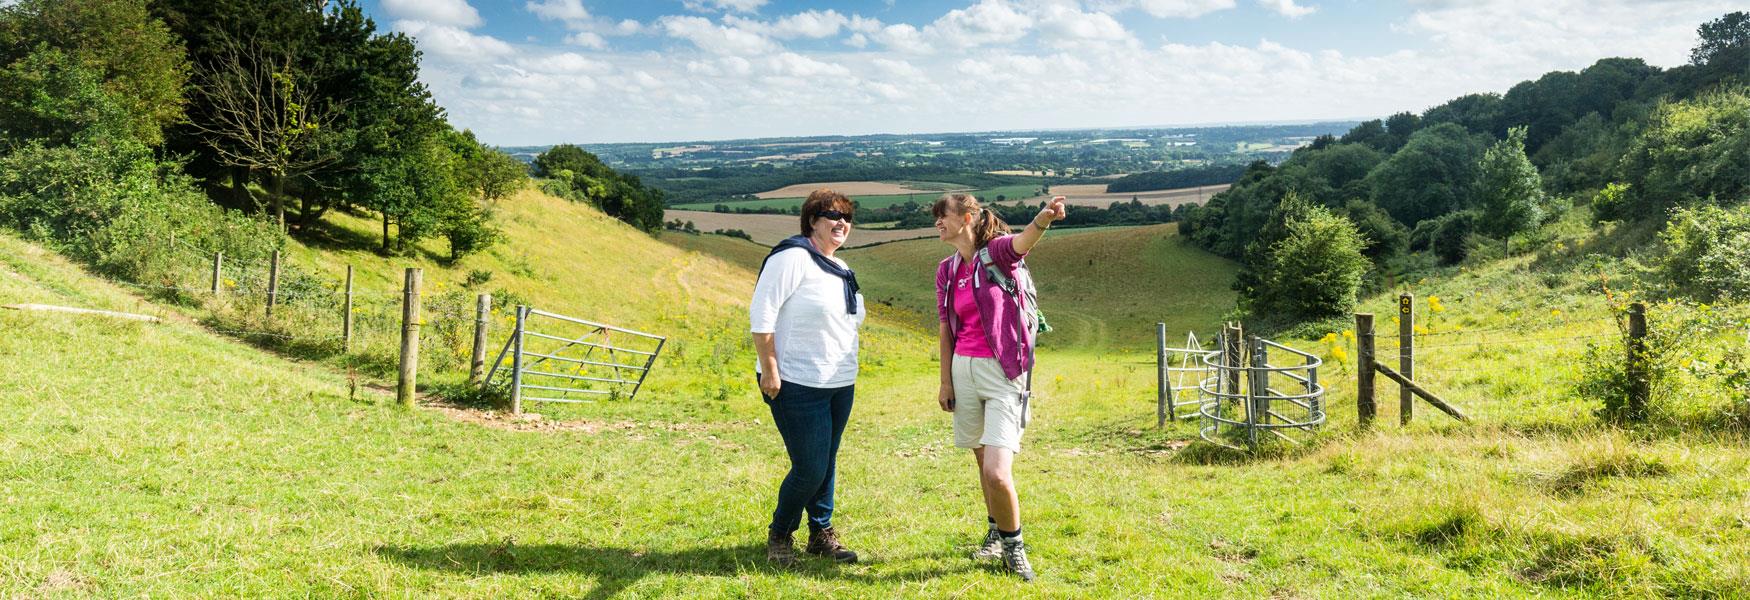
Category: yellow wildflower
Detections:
[
  {"x1": 1551, "y1": 309, "x2": 1563, "y2": 317},
  {"x1": 1332, "y1": 347, "x2": 1349, "y2": 361},
  {"x1": 1343, "y1": 330, "x2": 1355, "y2": 340}
]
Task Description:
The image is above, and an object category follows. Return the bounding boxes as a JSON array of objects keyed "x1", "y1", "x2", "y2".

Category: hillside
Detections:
[{"x1": 9, "y1": 199, "x2": 1750, "y2": 596}]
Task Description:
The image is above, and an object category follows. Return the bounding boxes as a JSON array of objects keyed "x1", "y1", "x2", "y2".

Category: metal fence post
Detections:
[
  {"x1": 342, "y1": 265, "x2": 354, "y2": 352},
  {"x1": 266, "y1": 250, "x2": 280, "y2": 319},
  {"x1": 211, "y1": 252, "x2": 223, "y2": 295},
  {"x1": 1627, "y1": 302, "x2": 1649, "y2": 421},
  {"x1": 1400, "y1": 293, "x2": 1414, "y2": 426},
  {"x1": 511, "y1": 305, "x2": 527, "y2": 414},
  {"x1": 1245, "y1": 335, "x2": 1265, "y2": 448},
  {"x1": 470, "y1": 293, "x2": 491, "y2": 385},
  {"x1": 1357, "y1": 313, "x2": 1376, "y2": 428},
  {"x1": 397, "y1": 267, "x2": 422, "y2": 408},
  {"x1": 1156, "y1": 322, "x2": 1168, "y2": 427}
]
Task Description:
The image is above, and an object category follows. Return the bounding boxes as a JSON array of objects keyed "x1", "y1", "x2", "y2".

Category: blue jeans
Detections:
[{"x1": 761, "y1": 377, "x2": 855, "y2": 533}]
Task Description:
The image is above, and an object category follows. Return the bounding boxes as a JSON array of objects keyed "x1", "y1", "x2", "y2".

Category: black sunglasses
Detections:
[{"x1": 817, "y1": 209, "x2": 854, "y2": 223}]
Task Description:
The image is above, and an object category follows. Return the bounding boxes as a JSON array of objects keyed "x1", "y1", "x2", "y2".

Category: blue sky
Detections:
[{"x1": 357, "y1": 0, "x2": 1738, "y2": 145}]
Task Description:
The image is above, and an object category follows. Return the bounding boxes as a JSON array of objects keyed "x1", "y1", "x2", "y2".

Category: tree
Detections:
[
  {"x1": 0, "y1": 0, "x2": 188, "y2": 148},
  {"x1": 1364, "y1": 123, "x2": 1489, "y2": 225},
  {"x1": 1475, "y1": 126, "x2": 1546, "y2": 238},
  {"x1": 1617, "y1": 86, "x2": 1750, "y2": 217},
  {"x1": 1422, "y1": 93, "x2": 1503, "y2": 136},
  {"x1": 1691, "y1": 12, "x2": 1749, "y2": 86},
  {"x1": 184, "y1": 32, "x2": 339, "y2": 232},
  {"x1": 1253, "y1": 203, "x2": 1370, "y2": 321}
]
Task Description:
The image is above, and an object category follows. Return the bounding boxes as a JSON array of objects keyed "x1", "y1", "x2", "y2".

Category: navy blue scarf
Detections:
[{"x1": 761, "y1": 235, "x2": 859, "y2": 314}]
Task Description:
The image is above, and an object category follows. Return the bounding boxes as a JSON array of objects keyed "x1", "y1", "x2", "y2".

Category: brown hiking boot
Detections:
[
  {"x1": 805, "y1": 526, "x2": 859, "y2": 563},
  {"x1": 766, "y1": 529, "x2": 798, "y2": 566}
]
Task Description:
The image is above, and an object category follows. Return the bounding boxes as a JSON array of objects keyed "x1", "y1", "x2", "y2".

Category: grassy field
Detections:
[
  {"x1": 5, "y1": 188, "x2": 1750, "y2": 597},
  {"x1": 671, "y1": 184, "x2": 1042, "y2": 212},
  {"x1": 838, "y1": 224, "x2": 1239, "y2": 350}
]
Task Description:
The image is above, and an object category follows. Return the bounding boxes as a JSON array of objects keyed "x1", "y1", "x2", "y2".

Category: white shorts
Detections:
[{"x1": 951, "y1": 354, "x2": 1029, "y2": 454}]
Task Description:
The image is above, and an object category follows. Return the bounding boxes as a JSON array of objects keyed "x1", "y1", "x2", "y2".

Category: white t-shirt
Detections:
[{"x1": 750, "y1": 247, "x2": 864, "y2": 388}]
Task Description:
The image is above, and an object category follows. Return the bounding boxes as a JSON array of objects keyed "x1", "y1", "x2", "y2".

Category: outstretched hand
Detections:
[{"x1": 1036, "y1": 196, "x2": 1068, "y2": 227}]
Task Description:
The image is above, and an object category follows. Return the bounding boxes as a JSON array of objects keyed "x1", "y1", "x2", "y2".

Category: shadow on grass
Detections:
[{"x1": 376, "y1": 541, "x2": 966, "y2": 598}]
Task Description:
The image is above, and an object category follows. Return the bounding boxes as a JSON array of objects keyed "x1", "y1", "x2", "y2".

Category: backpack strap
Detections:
[{"x1": 974, "y1": 247, "x2": 1018, "y2": 296}]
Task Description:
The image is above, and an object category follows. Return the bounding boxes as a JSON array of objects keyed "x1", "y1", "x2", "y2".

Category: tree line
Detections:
[
  {"x1": 1178, "y1": 11, "x2": 1750, "y2": 327},
  {"x1": 1104, "y1": 163, "x2": 1247, "y2": 193}
]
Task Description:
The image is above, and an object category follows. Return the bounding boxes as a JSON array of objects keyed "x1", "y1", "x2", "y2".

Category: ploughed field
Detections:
[{"x1": 1005, "y1": 183, "x2": 1232, "y2": 208}]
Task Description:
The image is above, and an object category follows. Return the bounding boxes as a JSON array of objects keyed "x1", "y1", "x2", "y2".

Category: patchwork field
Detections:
[
  {"x1": 754, "y1": 181, "x2": 967, "y2": 199},
  {"x1": 672, "y1": 184, "x2": 1042, "y2": 212},
  {"x1": 1007, "y1": 183, "x2": 1232, "y2": 208},
  {"x1": 663, "y1": 210, "x2": 938, "y2": 247}
]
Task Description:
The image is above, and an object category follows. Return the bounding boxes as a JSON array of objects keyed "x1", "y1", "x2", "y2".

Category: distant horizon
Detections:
[
  {"x1": 499, "y1": 117, "x2": 1364, "y2": 148},
  {"x1": 362, "y1": 0, "x2": 1737, "y2": 146}
]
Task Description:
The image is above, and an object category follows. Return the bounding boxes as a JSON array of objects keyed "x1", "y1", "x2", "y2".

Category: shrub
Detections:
[
  {"x1": 1410, "y1": 210, "x2": 1479, "y2": 265},
  {"x1": 1616, "y1": 86, "x2": 1750, "y2": 218},
  {"x1": 0, "y1": 139, "x2": 279, "y2": 285},
  {"x1": 1658, "y1": 203, "x2": 1750, "y2": 301},
  {"x1": 1253, "y1": 205, "x2": 1370, "y2": 321}
]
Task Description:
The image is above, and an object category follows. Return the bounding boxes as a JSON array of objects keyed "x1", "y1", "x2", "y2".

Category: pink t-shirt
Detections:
[{"x1": 952, "y1": 259, "x2": 995, "y2": 358}]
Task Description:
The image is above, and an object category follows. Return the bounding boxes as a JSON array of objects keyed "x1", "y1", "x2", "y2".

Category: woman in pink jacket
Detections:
[{"x1": 932, "y1": 192, "x2": 1066, "y2": 582}]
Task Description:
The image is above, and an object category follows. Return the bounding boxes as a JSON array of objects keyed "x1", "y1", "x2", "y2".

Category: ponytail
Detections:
[
  {"x1": 973, "y1": 207, "x2": 1010, "y2": 250},
  {"x1": 931, "y1": 193, "x2": 1010, "y2": 250}
]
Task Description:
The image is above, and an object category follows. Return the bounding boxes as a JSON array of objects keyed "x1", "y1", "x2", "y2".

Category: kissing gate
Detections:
[
  {"x1": 1157, "y1": 323, "x2": 1328, "y2": 449},
  {"x1": 485, "y1": 306, "x2": 667, "y2": 413}
]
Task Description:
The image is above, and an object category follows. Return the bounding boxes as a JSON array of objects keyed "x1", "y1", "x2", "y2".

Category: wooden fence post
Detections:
[
  {"x1": 1222, "y1": 322, "x2": 1243, "y2": 398},
  {"x1": 342, "y1": 265, "x2": 354, "y2": 352},
  {"x1": 471, "y1": 294, "x2": 492, "y2": 385},
  {"x1": 1246, "y1": 335, "x2": 1267, "y2": 447},
  {"x1": 266, "y1": 250, "x2": 280, "y2": 318},
  {"x1": 1357, "y1": 313, "x2": 1376, "y2": 428},
  {"x1": 397, "y1": 267, "x2": 422, "y2": 408},
  {"x1": 1400, "y1": 293, "x2": 1414, "y2": 425},
  {"x1": 511, "y1": 305, "x2": 527, "y2": 414},
  {"x1": 1627, "y1": 302, "x2": 1649, "y2": 421},
  {"x1": 1156, "y1": 322, "x2": 1167, "y2": 427},
  {"x1": 211, "y1": 252, "x2": 223, "y2": 295}
]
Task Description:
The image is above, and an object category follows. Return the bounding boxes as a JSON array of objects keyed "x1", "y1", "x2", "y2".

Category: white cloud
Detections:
[
  {"x1": 524, "y1": 52, "x2": 612, "y2": 74},
  {"x1": 765, "y1": 52, "x2": 851, "y2": 77},
  {"x1": 526, "y1": 0, "x2": 589, "y2": 21},
  {"x1": 769, "y1": 10, "x2": 851, "y2": 39},
  {"x1": 683, "y1": 0, "x2": 768, "y2": 14},
  {"x1": 1120, "y1": 0, "x2": 1237, "y2": 19},
  {"x1": 659, "y1": 15, "x2": 779, "y2": 55},
  {"x1": 615, "y1": 19, "x2": 644, "y2": 34},
  {"x1": 393, "y1": 20, "x2": 513, "y2": 62},
  {"x1": 1036, "y1": 5, "x2": 1134, "y2": 47},
  {"x1": 925, "y1": 0, "x2": 1034, "y2": 48},
  {"x1": 566, "y1": 31, "x2": 607, "y2": 48},
  {"x1": 1258, "y1": 0, "x2": 1315, "y2": 18},
  {"x1": 381, "y1": 0, "x2": 481, "y2": 29}
]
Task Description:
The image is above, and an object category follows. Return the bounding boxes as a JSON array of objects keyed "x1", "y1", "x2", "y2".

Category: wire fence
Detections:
[{"x1": 80, "y1": 240, "x2": 497, "y2": 387}]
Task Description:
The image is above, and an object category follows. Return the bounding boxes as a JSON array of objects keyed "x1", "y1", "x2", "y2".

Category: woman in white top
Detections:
[{"x1": 749, "y1": 189, "x2": 865, "y2": 566}]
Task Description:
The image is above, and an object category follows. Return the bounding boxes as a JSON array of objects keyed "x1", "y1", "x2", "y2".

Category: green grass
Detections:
[
  {"x1": 671, "y1": 184, "x2": 1042, "y2": 212},
  {"x1": 6, "y1": 190, "x2": 1750, "y2": 596}
]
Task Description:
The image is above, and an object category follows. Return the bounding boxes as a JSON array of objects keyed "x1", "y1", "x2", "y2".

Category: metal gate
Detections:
[
  {"x1": 1197, "y1": 329, "x2": 1326, "y2": 449},
  {"x1": 485, "y1": 306, "x2": 667, "y2": 413}
]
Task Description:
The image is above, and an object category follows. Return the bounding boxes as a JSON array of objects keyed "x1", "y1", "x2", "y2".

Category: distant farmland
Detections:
[
  {"x1": 671, "y1": 182, "x2": 1042, "y2": 211},
  {"x1": 753, "y1": 180, "x2": 966, "y2": 199},
  {"x1": 1004, "y1": 183, "x2": 1230, "y2": 208},
  {"x1": 664, "y1": 210, "x2": 937, "y2": 247}
]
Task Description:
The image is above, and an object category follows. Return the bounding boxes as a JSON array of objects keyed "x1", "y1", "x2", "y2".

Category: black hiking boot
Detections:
[
  {"x1": 766, "y1": 529, "x2": 799, "y2": 566},
  {"x1": 805, "y1": 526, "x2": 859, "y2": 563}
]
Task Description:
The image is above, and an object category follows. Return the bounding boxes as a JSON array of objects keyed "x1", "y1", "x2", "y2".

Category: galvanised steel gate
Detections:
[
  {"x1": 485, "y1": 305, "x2": 666, "y2": 413},
  {"x1": 1197, "y1": 329, "x2": 1326, "y2": 449}
]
